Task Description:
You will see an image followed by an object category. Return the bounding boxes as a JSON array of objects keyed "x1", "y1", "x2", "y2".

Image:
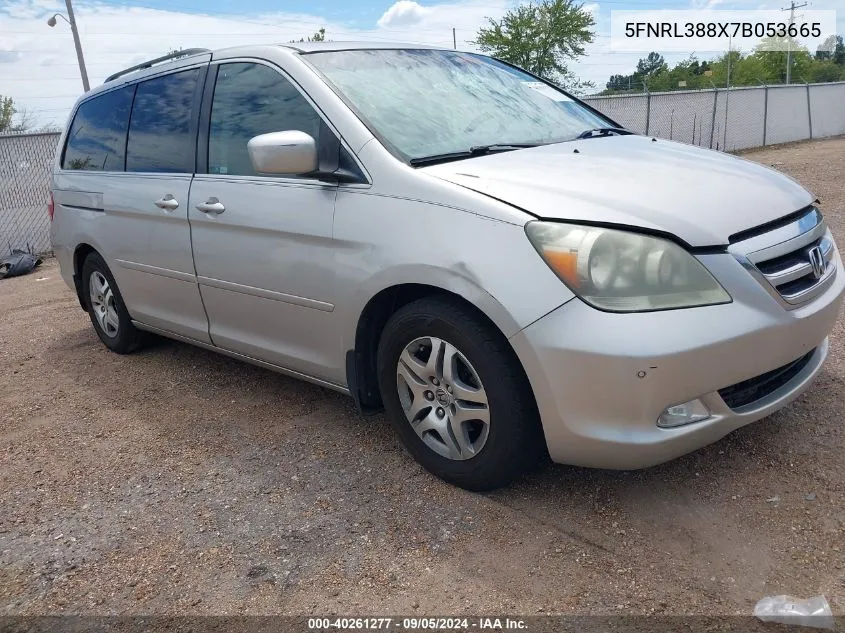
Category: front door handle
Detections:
[
  {"x1": 196, "y1": 198, "x2": 225, "y2": 215},
  {"x1": 154, "y1": 194, "x2": 179, "y2": 210}
]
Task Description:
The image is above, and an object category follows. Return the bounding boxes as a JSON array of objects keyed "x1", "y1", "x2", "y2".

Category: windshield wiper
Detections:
[
  {"x1": 409, "y1": 143, "x2": 540, "y2": 167},
  {"x1": 576, "y1": 127, "x2": 633, "y2": 140}
]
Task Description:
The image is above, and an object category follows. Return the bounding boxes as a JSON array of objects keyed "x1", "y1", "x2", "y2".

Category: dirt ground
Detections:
[{"x1": 1, "y1": 137, "x2": 845, "y2": 618}]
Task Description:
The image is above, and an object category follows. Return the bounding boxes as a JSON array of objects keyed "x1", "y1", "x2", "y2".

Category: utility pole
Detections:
[
  {"x1": 723, "y1": 36, "x2": 731, "y2": 150},
  {"x1": 452, "y1": 27, "x2": 457, "y2": 49},
  {"x1": 726, "y1": 35, "x2": 732, "y2": 88},
  {"x1": 782, "y1": 0, "x2": 808, "y2": 85},
  {"x1": 63, "y1": 0, "x2": 89, "y2": 92},
  {"x1": 47, "y1": 0, "x2": 89, "y2": 91}
]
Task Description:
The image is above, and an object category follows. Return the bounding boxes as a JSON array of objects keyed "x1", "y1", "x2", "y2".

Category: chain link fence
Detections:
[
  {"x1": 0, "y1": 132, "x2": 60, "y2": 257},
  {"x1": 2, "y1": 80, "x2": 845, "y2": 258},
  {"x1": 583, "y1": 81, "x2": 845, "y2": 152}
]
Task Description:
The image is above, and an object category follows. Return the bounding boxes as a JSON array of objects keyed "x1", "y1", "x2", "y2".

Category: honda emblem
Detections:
[{"x1": 808, "y1": 246, "x2": 826, "y2": 280}]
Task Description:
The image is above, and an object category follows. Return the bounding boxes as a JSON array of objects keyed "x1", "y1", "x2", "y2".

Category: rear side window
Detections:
[
  {"x1": 62, "y1": 86, "x2": 134, "y2": 171},
  {"x1": 126, "y1": 68, "x2": 199, "y2": 173},
  {"x1": 208, "y1": 62, "x2": 321, "y2": 177}
]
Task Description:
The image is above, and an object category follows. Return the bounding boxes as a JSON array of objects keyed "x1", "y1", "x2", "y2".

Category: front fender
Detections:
[{"x1": 332, "y1": 191, "x2": 574, "y2": 355}]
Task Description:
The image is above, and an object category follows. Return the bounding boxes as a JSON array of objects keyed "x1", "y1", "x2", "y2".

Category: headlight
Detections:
[{"x1": 525, "y1": 222, "x2": 731, "y2": 312}]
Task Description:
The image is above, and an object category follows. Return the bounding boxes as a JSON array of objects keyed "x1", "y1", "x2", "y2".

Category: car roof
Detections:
[
  {"x1": 280, "y1": 41, "x2": 447, "y2": 53},
  {"x1": 82, "y1": 41, "x2": 457, "y2": 101}
]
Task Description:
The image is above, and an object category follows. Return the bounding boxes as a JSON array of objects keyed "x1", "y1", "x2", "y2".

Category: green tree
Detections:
[
  {"x1": 0, "y1": 95, "x2": 32, "y2": 133},
  {"x1": 751, "y1": 37, "x2": 814, "y2": 83},
  {"x1": 653, "y1": 54, "x2": 711, "y2": 91},
  {"x1": 809, "y1": 60, "x2": 845, "y2": 82},
  {"x1": 0, "y1": 96, "x2": 14, "y2": 132},
  {"x1": 605, "y1": 52, "x2": 683, "y2": 93},
  {"x1": 816, "y1": 35, "x2": 835, "y2": 60},
  {"x1": 601, "y1": 33, "x2": 845, "y2": 93},
  {"x1": 475, "y1": 0, "x2": 595, "y2": 90},
  {"x1": 702, "y1": 50, "x2": 769, "y2": 87},
  {"x1": 815, "y1": 35, "x2": 844, "y2": 64},
  {"x1": 605, "y1": 74, "x2": 634, "y2": 91},
  {"x1": 292, "y1": 27, "x2": 326, "y2": 43},
  {"x1": 729, "y1": 53, "x2": 773, "y2": 86},
  {"x1": 635, "y1": 52, "x2": 667, "y2": 80}
]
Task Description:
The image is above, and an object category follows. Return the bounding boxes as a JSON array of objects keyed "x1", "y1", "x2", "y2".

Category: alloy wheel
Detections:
[
  {"x1": 396, "y1": 336, "x2": 490, "y2": 460},
  {"x1": 88, "y1": 271, "x2": 120, "y2": 338}
]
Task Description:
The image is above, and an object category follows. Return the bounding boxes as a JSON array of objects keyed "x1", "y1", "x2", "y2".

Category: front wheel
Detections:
[{"x1": 377, "y1": 297, "x2": 545, "y2": 491}]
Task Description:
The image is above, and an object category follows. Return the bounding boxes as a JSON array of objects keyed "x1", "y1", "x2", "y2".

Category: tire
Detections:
[
  {"x1": 81, "y1": 252, "x2": 147, "y2": 354},
  {"x1": 377, "y1": 297, "x2": 545, "y2": 491}
]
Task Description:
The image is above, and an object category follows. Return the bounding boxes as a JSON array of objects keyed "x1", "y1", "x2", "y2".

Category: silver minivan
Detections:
[{"x1": 50, "y1": 42, "x2": 844, "y2": 490}]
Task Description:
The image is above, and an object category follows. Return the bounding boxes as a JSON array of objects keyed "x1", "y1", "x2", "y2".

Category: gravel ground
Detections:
[{"x1": 1, "y1": 137, "x2": 844, "y2": 618}]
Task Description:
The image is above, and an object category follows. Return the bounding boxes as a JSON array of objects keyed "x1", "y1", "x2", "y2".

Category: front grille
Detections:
[
  {"x1": 754, "y1": 235, "x2": 834, "y2": 303},
  {"x1": 718, "y1": 350, "x2": 814, "y2": 410},
  {"x1": 731, "y1": 207, "x2": 837, "y2": 308}
]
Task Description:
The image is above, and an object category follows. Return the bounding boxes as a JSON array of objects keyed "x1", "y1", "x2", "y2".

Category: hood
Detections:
[{"x1": 421, "y1": 135, "x2": 814, "y2": 247}]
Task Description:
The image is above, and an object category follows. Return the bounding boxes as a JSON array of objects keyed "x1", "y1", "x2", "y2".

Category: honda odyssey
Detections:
[{"x1": 50, "y1": 43, "x2": 845, "y2": 490}]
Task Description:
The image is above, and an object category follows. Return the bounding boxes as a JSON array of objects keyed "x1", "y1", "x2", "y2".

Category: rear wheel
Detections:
[
  {"x1": 81, "y1": 252, "x2": 147, "y2": 354},
  {"x1": 377, "y1": 297, "x2": 544, "y2": 491}
]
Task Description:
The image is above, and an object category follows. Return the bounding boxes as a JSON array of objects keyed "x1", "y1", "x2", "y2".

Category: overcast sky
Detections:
[{"x1": 1, "y1": 0, "x2": 843, "y2": 129}]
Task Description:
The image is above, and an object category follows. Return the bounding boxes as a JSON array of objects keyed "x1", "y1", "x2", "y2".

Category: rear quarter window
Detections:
[
  {"x1": 126, "y1": 68, "x2": 200, "y2": 173},
  {"x1": 62, "y1": 86, "x2": 134, "y2": 171}
]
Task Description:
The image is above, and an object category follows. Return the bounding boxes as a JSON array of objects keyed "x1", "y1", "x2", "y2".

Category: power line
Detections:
[
  {"x1": 1, "y1": 28, "x2": 616, "y2": 37},
  {"x1": 56, "y1": 0, "x2": 672, "y2": 17},
  {"x1": 5, "y1": 27, "x2": 483, "y2": 36}
]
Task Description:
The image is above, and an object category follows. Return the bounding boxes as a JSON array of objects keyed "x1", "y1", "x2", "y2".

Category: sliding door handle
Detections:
[{"x1": 196, "y1": 198, "x2": 225, "y2": 215}]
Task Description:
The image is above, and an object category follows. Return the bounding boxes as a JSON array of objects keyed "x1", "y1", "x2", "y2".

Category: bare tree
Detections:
[{"x1": 13, "y1": 105, "x2": 36, "y2": 132}]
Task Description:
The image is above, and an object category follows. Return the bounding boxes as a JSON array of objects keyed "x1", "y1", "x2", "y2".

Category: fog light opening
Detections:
[{"x1": 657, "y1": 399, "x2": 711, "y2": 428}]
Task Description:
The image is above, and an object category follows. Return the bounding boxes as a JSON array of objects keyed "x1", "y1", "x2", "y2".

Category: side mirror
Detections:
[{"x1": 247, "y1": 130, "x2": 318, "y2": 175}]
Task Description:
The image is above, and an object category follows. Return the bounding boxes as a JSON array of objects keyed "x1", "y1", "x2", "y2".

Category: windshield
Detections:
[{"x1": 305, "y1": 49, "x2": 612, "y2": 163}]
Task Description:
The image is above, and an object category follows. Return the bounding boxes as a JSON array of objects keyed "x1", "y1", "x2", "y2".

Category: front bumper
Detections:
[{"x1": 510, "y1": 247, "x2": 845, "y2": 469}]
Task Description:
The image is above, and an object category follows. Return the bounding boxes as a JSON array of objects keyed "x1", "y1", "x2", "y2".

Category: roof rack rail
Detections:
[{"x1": 105, "y1": 48, "x2": 211, "y2": 83}]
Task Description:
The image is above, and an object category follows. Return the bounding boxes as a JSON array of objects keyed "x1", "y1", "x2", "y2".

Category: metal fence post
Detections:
[
  {"x1": 762, "y1": 85, "x2": 769, "y2": 146},
  {"x1": 644, "y1": 86, "x2": 651, "y2": 135},
  {"x1": 806, "y1": 82, "x2": 813, "y2": 140},
  {"x1": 722, "y1": 85, "x2": 730, "y2": 151},
  {"x1": 709, "y1": 88, "x2": 718, "y2": 149}
]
